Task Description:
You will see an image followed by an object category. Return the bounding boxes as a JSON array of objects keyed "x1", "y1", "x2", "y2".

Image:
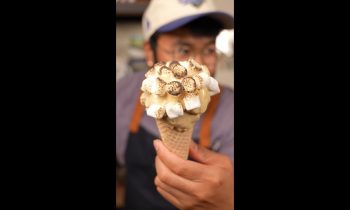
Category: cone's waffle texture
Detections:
[{"x1": 156, "y1": 119, "x2": 193, "y2": 160}]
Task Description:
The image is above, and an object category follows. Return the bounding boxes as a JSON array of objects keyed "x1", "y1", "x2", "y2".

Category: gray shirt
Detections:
[{"x1": 116, "y1": 70, "x2": 234, "y2": 165}]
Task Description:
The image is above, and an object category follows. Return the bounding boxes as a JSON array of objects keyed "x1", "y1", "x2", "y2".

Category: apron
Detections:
[{"x1": 124, "y1": 91, "x2": 221, "y2": 210}]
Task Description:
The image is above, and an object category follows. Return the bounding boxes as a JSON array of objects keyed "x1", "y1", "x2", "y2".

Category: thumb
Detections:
[{"x1": 188, "y1": 141, "x2": 221, "y2": 164}]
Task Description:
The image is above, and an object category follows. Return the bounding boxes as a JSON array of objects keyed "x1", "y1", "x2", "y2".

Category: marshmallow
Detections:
[
  {"x1": 198, "y1": 72, "x2": 210, "y2": 87},
  {"x1": 178, "y1": 60, "x2": 190, "y2": 69},
  {"x1": 145, "y1": 67, "x2": 156, "y2": 78},
  {"x1": 165, "y1": 102, "x2": 184, "y2": 119},
  {"x1": 141, "y1": 77, "x2": 155, "y2": 93},
  {"x1": 188, "y1": 58, "x2": 202, "y2": 72},
  {"x1": 169, "y1": 61, "x2": 187, "y2": 79},
  {"x1": 159, "y1": 66, "x2": 172, "y2": 75},
  {"x1": 182, "y1": 77, "x2": 196, "y2": 92},
  {"x1": 207, "y1": 76, "x2": 220, "y2": 96},
  {"x1": 158, "y1": 66, "x2": 175, "y2": 82},
  {"x1": 183, "y1": 94, "x2": 201, "y2": 110},
  {"x1": 166, "y1": 81, "x2": 183, "y2": 96},
  {"x1": 146, "y1": 104, "x2": 165, "y2": 119},
  {"x1": 192, "y1": 74, "x2": 203, "y2": 89},
  {"x1": 153, "y1": 61, "x2": 166, "y2": 74},
  {"x1": 140, "y1": 79, "x2": 149, "y2": 92},
  {"x1": 147, "y1": 77, "x2": 166, "y2": 96}
]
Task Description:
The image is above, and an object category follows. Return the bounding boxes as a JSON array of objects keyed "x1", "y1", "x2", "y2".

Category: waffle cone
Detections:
[{"x1": 156, "y1": 119, "x2": 193, "y2": 160}]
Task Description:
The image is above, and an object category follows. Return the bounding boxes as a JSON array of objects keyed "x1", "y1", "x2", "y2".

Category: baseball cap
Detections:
[{"x1": 142, "y1": 0, "x2": 234, "y2": 41}]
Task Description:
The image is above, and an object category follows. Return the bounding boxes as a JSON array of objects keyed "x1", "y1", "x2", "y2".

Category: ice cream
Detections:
[{"x1": 140, "y1": 58, "x2": 220, "y2": 159}]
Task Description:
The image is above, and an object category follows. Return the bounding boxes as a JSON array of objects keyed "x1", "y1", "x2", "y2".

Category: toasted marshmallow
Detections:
[
  {"x1": 192, "y1": 74, "x2": 204, "y2": 89},
  {"x1": 183, "y1": 94, "x2": 201, "y2": 110},
  {"x1": 141, "y1": 76, "x2": 156, "y2": 93},
  {"x1": 188, "y1": 58, "x2": 203, "y2": 72},
  {"x1": 166, "y1": 81, "x2": 183, "y2": 96},
  {"x1": 182, "y1": 77, "x2": 196, "y2": 92},
  {"x1": 178, "y1": 60, "x2": 190, "y2": 69},
  {"x1": 158, "y1": 66, "x2": 175, "y2": 82},
  {"x1": 159, "y1": 66, "x2": 172, "y2": 75},
  {"x1": 141, "y1": 77, "x2": 155, "y2": 93},
  {"x1": 198, "y1": 72, "x2": 210, "y2": 87},
  {"x1": 169, "y1": 61, "x2": 187, "y2": 79},
  {"x1": 146, "y1": 104, "x2": 165, "y2": 119},
  {"x1": 147, "y1": 77, "x2": 166, "y2": 96},
  {"x1": 145, "y1": 67, "x2": 156, "y2": 78},
  {"x1": 141, "y1": 79, "x2": 149, "y2": 92},
  {"x1": 165, "y1": 102, "x2": 184, "y2": 119},
  {"x1": 153, "y1": 61, "x2": 166, "y2": 74}
]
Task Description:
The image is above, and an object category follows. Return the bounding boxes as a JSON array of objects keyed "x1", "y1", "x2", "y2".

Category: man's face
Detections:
[{"x1": 152, "y1": 29, "x2": 218, "y2": 76}]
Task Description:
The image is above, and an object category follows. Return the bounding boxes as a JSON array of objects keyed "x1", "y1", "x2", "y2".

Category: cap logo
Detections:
[
  {"x1": 143, "y1": 18, "x2": 150, "y2": 33},
  {"x1": 178, "y1": 0, "x2": 204, "y2": 7},
  {"x1": 146, "y1": 19, "x2": 150, "y2": 31}
]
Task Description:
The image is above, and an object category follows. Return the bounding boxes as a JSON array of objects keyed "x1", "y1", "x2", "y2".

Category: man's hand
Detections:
[{"x1": 153, "y1": 139, "x2": 234, "y2": 210}]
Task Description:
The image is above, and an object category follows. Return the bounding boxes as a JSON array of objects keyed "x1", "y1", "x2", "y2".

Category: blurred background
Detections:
[{"x1": 116, "y1": 0, "x2": 233, "y2": 208}]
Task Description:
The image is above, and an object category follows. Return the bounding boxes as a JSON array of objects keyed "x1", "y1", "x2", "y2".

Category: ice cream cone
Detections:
[
  {"x1": 140, "y1": 59, "x2": 220, "y2": 160},
  {"x1": 156, "y1": 119, "x2": 193, "y2": 160}
]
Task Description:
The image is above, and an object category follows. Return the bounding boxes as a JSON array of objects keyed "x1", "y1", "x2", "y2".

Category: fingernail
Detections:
[{"x1": 153, "y1": 140, "x2": 160, "y2": 151}]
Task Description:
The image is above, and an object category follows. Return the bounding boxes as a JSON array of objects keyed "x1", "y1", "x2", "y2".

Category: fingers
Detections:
[
  {"x1": 188, "y1": 141, "x2": 206, "y2": 163},
  {"x1": 189, "y1": 141, "x2": 217, "y2": 164},
  {"x1": 155, "y1": 176, "x2": 189, "y2": 208},
  {"x1": 153, "y1": 139, "x2": 205, "y2": 180},
  {"x1": 189, "y1": 141, "x2": 232, "y2": 167},
  {"x1": 156, "y1": 186, "x2": 182, "y2": 209},
  {"x1": 155, "y1": 176, "x2": 201, "y2": 210},
  {"x1": 155, "y1": 156, "x2": 195, "y2": 194}
]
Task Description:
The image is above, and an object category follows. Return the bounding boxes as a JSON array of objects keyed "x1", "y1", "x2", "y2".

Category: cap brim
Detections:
[{"x1": 157, "y1": 12, "x2": 234, "y2": 33}]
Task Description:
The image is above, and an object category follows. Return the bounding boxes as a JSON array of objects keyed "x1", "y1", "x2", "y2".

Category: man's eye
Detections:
[
  {"x1": 203, "y1": 47, "x2": 216, "y2": 55},
  {"x1": 177, "y1": 47, "x2": 191, "y2": 55}
]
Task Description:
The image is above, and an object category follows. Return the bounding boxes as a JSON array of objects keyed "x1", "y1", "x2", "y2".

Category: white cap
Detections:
[{"x1": 142, "y1": 0, "x2": 234, "y2": 41}]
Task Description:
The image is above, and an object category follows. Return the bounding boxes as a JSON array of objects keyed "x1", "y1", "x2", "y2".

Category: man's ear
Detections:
[{"x1": 143, "y1": 41, "x2": 154, "y2": 67}]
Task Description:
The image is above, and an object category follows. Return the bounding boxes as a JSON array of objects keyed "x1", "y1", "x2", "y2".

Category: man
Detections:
[{"x1": 116, "y1": 0, "x2": 234, "y2": 209}]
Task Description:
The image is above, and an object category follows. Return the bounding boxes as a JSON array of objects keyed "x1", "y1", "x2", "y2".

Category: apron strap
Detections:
[
  {"x1": 199, "y1": 89, "x2": 221, "y2": 148},
  {"x1": 129, "y1": 92, "x2": 144, "y2": 133}
]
